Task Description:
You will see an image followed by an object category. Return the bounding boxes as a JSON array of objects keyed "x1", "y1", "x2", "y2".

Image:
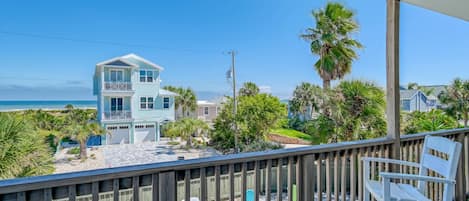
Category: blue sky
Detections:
[{"x1": 0, "y1": 0, "x2": 468, "y2": 100}]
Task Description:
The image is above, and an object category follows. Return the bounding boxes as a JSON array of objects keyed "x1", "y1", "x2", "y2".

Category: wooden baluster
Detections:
[
  {"x1": 296, "y1": 156, "x2": 303, "y2": 201},
  {"x1": 326, "y1": 152, "x2": 331, "y2": 201},
  {"x1": 302, "y1": 154, "x2": 314, "y2": 201},
  {"x1": 402, "y1": 142, "x2": 408, "y2": 184},
  {"x1": 333, "y1": 151, "x2": 339, "y2": 200},
  {"x1": 288, "y1": 157, "x2": 294, "y2": 201},
  {"x1": 370, "y1": 146, "x2": 375, "y2": 181},
  {"x1": 215, "y1": 166, "x2": 221, "y2": 201},
  {"x1": 159, "y1": 171, "x2": 176, "y2": 201},
  {"x1": 113, "y1": 179, "x2": 119, "y2": 201},
  {"x1": 241, "y1": 162, "x2": 247, "y2": 201},
  {"x1": 340, "y1": 151, "x2": 347, "y2": 201},
  {"x1": 378, "y1": 145, "x2": 384, "y2": 181},
  {"x1": 185, "y1": 170, "x2": 191, "y2": 201},
  {"x1": 201, "y1": 167, "x2": 207, "y2": 201},
  {"x1": 133, "y1": 176, "x2": 140, "y2": 201},
  {"x1": 465, "y1": 133, "x2": 469, "y2": 193},
  {"x1": 255, "y1": 161, "x2": 260, "y2": 201},
  {"x1": 277, "y1": 158, "x2": 283, "y2": 201},
  {"x1": 152, "y1": 174, "x2": 159, "y2": 201},
  {"x1": 358, "y1": 148, "x2": 364, "y2": 201},
  {"x1": 350, "y1": 149, "x2": 357, "y2": 201},
  {"x1": 266, "y1": 160, "x2": 272, "y2": 201},
  {"x1": 317, "y1": 154, "x2": 323, "y2": 201},
  {"x1": 68, "y1": 185, "x2": 76, "y2": 201},
  {"x1": 229, "y1": 164, "x2": 235, "y2": 201}
]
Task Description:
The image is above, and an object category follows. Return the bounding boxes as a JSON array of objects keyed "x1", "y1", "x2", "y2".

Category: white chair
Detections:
[{"x1": 362, "y1": 135, "x2": 462, "y2": 201}]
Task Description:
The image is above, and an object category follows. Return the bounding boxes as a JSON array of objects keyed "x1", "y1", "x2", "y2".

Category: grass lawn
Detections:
[{"x1": 270, "y1": 128, "x2": 312, "y2": 141}]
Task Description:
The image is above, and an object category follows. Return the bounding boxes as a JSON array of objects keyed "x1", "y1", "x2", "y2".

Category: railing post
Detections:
[
  {"x1": 386, "y1": 0, "x2": 401, "y2": 164},
  {"x1": 456, "y1": 133, "x2": 467, "y2": 200},
  {"x1": 159, "y1": 171, "x2": 176, "y2": 201},
  {"x1": 302, "y1": 155, "x2": 314, "y2": 201}
]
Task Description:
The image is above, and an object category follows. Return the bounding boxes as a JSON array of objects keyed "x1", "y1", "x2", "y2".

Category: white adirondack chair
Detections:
[{"x1": 362, "y1": 135, "x2": 462, "y2": 201}]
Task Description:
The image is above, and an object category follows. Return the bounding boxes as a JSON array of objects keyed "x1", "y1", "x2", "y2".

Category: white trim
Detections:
[
  {"x1": 96, "y1": 56, "x2": 137, "y2": 67},
  {"x1": 138, "y1": 69, "x2": 157, "y2": 83},
  {"x1": 123, "y1": 53, "x2": 164, "y2": 71}
]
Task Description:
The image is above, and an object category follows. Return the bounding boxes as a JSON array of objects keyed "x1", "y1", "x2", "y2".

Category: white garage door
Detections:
[
  {"x1": 134, "y1": 124, "x2": 156, "y2": 143},
  {"x1": 107, "y1": 125, "x2": 130, "y2": 144}
]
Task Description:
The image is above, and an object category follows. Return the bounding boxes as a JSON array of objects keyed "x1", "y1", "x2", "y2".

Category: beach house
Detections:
[
  {"x1": 93, "y1": 54, "x2": 177, "y2": 144},
  {"x1": 400, "y1": 89, "x2": 438, "y2": 112}
]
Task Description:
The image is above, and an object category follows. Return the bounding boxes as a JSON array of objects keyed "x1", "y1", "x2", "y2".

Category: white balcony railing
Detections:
[
  {"x1": 104, "y1": 81, "x2": 132, "y2": 91},
  {"x1": 102, "y1": 110, "x2": 132, "y2": 121}
]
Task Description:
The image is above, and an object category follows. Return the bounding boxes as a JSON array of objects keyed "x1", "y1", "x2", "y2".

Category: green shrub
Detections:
[
  {"x1": 167, "y1": 141, "x2": 180, "y2": 146},
  {"x1": 67, "y1": 147, "x2": 80, "y2": 155}
]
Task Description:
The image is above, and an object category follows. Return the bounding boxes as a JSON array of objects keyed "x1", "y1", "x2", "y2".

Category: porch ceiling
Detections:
[{"x1": 402, "y1": 0, "x2": 469, "y2": 21}]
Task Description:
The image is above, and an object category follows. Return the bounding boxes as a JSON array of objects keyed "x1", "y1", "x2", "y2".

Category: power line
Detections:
[{"x1": 0, "y1": 30, "x2": 223, "y2": 55}]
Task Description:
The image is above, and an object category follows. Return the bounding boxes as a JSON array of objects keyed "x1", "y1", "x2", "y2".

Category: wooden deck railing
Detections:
[{"x1": 0, "y1": 128, "x2": 468, "y2": 201}]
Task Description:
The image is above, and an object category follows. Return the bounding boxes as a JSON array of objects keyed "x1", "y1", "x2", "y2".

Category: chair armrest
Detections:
[
  {"x1": 380, "y1": 172, "x2": 456, "y2": 184},
  {"x1": 362, "y1": 157, "x2": 420, "y2": 168}
]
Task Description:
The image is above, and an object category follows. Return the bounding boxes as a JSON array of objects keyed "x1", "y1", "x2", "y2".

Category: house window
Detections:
[
  {"x1": 110, "y1": 70, "x2": 123, "y2": 82},
  {"x1": 163, "y1": 97, "x2": 170, "y2": 109},
  {"x1": 204, "y1": 107, "x2": 209, "y2": 115},
  {"x1": 111, "y1": 97, "x2": 123, "y2": 111},
  {"x1": 148, "y1": 97, "x2": 154, "y2": 109},
  {"x1": 139, "y1": 70, "x2": 155, "y2": 83},
  {"x1": 140, "y1": 97, "x2": 154, "y2": 110}
]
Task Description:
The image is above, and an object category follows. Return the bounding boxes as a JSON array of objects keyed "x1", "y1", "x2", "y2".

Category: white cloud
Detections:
[{"x1": 259, "y1": 85, "x2": 272, "y2": 94}]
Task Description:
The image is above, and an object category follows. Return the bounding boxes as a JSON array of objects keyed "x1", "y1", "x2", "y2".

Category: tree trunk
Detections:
[
  {"x1": 79, "y1": 140, "x2": 87, "y2": 159},
  {"x1": 182, "y1": 108, "x2": 186, "y2": 118},
  {"x1": 323, "y1": 79, "x2": 331, "y2": 89},
  {"x1": 187, "y1": 134, "x2": 192, "y2": 148}
]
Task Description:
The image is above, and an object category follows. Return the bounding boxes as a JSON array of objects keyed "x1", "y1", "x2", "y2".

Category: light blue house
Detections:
[
  {"x1": 400, "y1": 89, "x2": 437, "y2": 112},
  {"x1": 93, "y1": 54, "x2": 177, "y2": 144}
]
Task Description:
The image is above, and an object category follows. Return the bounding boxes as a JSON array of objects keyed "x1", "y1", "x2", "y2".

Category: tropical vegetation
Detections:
[
  {"x1": 402, "y1": 110, "x2": 459, "y2": 134},
  {"x1": 238, "y1": 82, "x2": 260, "y2": 96},
  {"x1": 301, "y1": 2, "x2": 362, "y2": 89},
  {"x1": 61, "y1": 109, "x2": 105, "y2": 159},
  {"x1": 438, "y1": 78, "x2": 469, "y2": 127},
  {"x1": 0, "y1": 113, "x2": 54, "y2": 179},
  {"x1": 163, "y1": 118, "x2": 209, "y2": 148},
  {"x1": 211, "y1": 90, "x2": 285, "y2": 153},
  {"x1": 163, "y1": 86, "x2": 197, "y2": 118}
]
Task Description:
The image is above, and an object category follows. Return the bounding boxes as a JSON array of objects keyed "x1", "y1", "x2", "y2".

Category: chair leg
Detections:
[{"x1": 364, "y1": 186, "x2": 370, "y2": 201}]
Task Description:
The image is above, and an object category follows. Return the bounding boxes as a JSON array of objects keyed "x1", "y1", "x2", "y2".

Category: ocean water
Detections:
[{"x1": 0, "y1": 100, "x2": 97, "y2": 111}]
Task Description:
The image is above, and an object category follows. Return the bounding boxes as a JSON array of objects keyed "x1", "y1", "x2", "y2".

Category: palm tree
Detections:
[
  {"x1": 290, "y1": 82, "x2": 323, "y2": 119},
  {"x1": 301, "y1": 2, "x2": 362, "y2": 89},
  {"x1": 406, "y1": 82, "x2": 434, "y2": 96},
  {"x1": 62, "y1": 109, "x2": 105, "y2": 159},
  {"x1": 65, "y1": 104, "x2": 74, "y2": 112},
  {"x1": 163, "y1": 86, "x2": 197, "y2": 118},
  {"x1": 163, "y1": 118, "x2": 209, "y2": 148},
  {"x1": 439, "y1": 78, "x2": 469, "y2": 127},
  {"x1": 239, "y1": 82, "x2": 260, "y2": 96},
  {"x1": 0, "y1": 113, "x2": 54, "y2": 179},
  {"x1": 329, "y1": 80, "x2": 386, "y2": 141}
]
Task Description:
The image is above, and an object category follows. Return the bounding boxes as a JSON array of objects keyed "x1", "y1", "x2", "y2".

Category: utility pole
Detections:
[{"x1": 228, "y1": 50, "x2": 238, "y2": 153}]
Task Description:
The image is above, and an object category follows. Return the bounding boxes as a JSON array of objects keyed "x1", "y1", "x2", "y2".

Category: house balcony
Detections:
[
  {"x1": 0, "y1": 128, "x2": 467, "y2": 201},
  {"x1": 104, "y1": 81, "x2": 133, "y2": 91},
  {"x1": 102, "y1": 110, "x2": 132, "y2": 121}
]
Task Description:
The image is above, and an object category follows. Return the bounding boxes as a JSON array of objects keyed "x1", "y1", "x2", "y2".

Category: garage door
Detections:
[
  {"x1": 106, "y1": 125, "x2": 130, "y2": 144},
  {"x1": 134, "y1": 124, "x2": 156, "y2": 143}
]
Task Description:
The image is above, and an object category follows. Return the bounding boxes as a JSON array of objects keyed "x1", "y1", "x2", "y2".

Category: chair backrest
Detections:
[{"x1": 418, "y1": 135, "x2": 462, "y2": 200}]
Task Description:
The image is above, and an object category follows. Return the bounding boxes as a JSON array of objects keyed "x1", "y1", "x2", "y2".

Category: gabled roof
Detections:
[
  {"x1": 400, "y1": 89, "x2": 419, "y2": 100},
  {"x1": 159, "y1": 89, "x2": 178, "y2": 96},
  {"x1": 96, "y1": 53, "x2": 164, "y2": 71}
]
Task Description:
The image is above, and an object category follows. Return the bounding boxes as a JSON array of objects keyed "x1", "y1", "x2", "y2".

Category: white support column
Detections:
[
  {"x1": 386, "y1": 0, "x2": 401, "y2": 161},
  {"x1": 156, "y1": 122, "x2": 161, "y2": 142}
]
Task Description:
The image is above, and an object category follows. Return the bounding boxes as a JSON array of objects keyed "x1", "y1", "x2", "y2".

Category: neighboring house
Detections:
[
  {"x1": 286, "y1": 99, "x2": 318, "y2": 121},
  {"x1": 93, "y1": 54, "x2": 177, "y2": 145},
  {"x1": 195, "y1": 100, "x2": 221, "y2": 123},
  {"x1": 400, "y1": 89, "x2": 438, "y2": 112}
]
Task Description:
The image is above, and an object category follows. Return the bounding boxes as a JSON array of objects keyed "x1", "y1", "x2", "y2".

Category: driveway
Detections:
[{"x1": 102, "y1": 139, "x2": 220, "y2": 168}]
